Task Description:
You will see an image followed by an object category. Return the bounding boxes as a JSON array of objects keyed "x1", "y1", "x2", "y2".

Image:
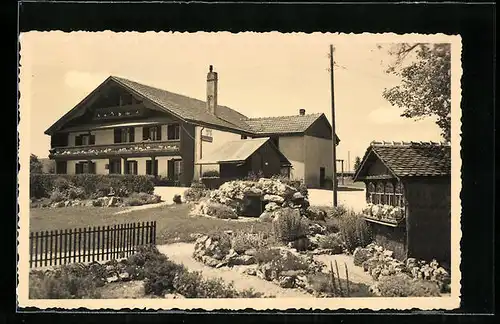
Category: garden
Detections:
[
  {"x1": 29, "y1": 174, "x2": 451, "y2": 299},
  {"x1": 30, "y1": 174, "x2": 162, "y2": 208}
]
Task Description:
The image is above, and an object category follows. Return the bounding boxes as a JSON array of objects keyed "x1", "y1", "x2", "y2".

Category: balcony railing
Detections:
[{"x1": 49, "y1": 141, "x2": 181, "y2": 159}]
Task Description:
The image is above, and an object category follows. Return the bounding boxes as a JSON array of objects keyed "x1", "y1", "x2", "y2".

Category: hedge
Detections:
[{"x1": 30, "y1": 174, "x2": 155, "y2": 199}]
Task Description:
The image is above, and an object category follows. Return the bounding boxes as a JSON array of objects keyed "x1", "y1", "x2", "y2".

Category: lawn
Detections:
[{"x1": 30, "y1": 204, "x2": 272, "y2": 245}]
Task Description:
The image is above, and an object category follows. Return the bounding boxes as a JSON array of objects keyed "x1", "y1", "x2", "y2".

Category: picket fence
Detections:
[{"x1": 29, "y1": 221, "x2": 156, "y2": 268}]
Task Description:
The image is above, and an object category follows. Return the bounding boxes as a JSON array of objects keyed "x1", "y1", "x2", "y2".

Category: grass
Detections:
[{"x1": 30, "y1": 204, "x2": 272, "y2": 245}]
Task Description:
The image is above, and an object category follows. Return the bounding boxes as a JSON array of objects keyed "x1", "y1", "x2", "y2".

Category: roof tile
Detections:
[{"x1": 369, "y1": 141, "x2": 451, "y2": 177}]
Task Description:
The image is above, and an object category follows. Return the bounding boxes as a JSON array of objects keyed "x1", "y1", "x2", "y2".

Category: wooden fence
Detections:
[{"x1": 29, "y1": 221, "x2": 156, "y2": 268}]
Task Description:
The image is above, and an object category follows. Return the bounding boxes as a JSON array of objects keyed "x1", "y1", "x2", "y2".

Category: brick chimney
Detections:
[
  {"x1": 299, "y1": 109, "x2": 306, "y2": 116},
  {"x1": 206, "y1": 65, "x2": 218, "y2": 115}
]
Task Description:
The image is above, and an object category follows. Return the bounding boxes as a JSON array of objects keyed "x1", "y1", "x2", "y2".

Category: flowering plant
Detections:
[{"x1": 362, "y1": 203, "x2": 405, "y2": 223}]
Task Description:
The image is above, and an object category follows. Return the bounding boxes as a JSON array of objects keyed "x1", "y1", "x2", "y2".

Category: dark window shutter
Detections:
[
  {"x1": 75, "y1": 135, "x2": 82, "y2": 146},
  {"x1": 75, "y1": 163, "x2": 81, "y2": 174},
  {"x1": 129, "y1": 127, "x2": 135, "y2": 142},
  {"x1": 124, "y1": 161, "x2": 129, "y2": 174},
  {"x1": 143, "y1": 127, "x2": 149, "y2": 140},
  {"x1": 146, "y1": 160, "x2": 152, "y2": 175},
  {"x1": 89, "y1": 134, "x2": 96, "y2": 145},
  {"x1": 154, "y1": 160, "x2": 159, "y2": 176},
  {"x1": 133, "y1": 161, "x2": 138, "y2": 175},
  {"x1": 114, "y1": 129, "x2": 121, "y2": 143},
  {"x1": 90, "y1": 162, "x2": 96, "y2": 174},
  {"x1": 167, "y1": 160, "x2": 174, "y2": 179},
  {"x1": 157, "y1": 126, "x2": 162, "y2": 141}
]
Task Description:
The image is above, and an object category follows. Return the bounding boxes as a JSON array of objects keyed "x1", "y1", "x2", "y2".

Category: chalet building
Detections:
[
  {"x1": 45, "y1": 65, "x2": 339, "y2": 188},
  {"x1": 353, "y1": 141, "x2": 451, "y2": 265}
]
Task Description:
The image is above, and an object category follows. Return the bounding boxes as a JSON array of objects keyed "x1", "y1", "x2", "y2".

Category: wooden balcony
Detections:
[{"x1": 49, "y1": 140, "x2": 181, "y2": 159}]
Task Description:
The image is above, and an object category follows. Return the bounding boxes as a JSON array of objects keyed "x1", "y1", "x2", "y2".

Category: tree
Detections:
[
  {"x1": 30, "y1": 154, "x2": 43, "y2": 174},
  {"x1": 381, "y1": 43, "x2": 451, "y2": 142},
  {"x1": 353, "y1": 156, "x2": 362, "y2": 171}
]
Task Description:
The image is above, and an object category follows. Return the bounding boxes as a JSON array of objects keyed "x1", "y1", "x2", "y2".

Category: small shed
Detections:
[
  {"x1": 353, "y1": 141, "x2": 451, "y2": 266},
  {"x1": 196, "y1": 137, "x2": 292, "y2": 180}
]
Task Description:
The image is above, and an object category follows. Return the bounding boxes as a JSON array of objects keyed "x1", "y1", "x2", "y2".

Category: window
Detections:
[
  {"x1": 146, "y1": 160, "x2": 159, "y2": 176},
  {"x1": 75, "y1": 161, "x2": 95, "y2": 174},
  {"x1": 56, "y1": 161, "x2": 67, "y2": 174},
  {"x1": 125, "y1": 161, "x2": 138, "y2": 175},
  {"x1": 143, "y1": 126, "x2": 162, "y2": 141},
  {"x1": 167, "y1": 159, "x2": 183, "y2": 181},
  {"x1": 114, "y1": 127, "x2": 135, "y2": 143},
  {"x1": 241, "y1": 135, "x2": 247, "y2": 140},
  {"x1": 108, "y1": 159, "x2": 121, "y2": 174},
  {"x1": 75, "y1": 134, "x2": 95, "y2": 146},
  {"x1": 167, "y1": 124, "x2": 180, "y2": 140},
  {"x1": 367, "y1": 180, "x2": 404, "y2": 207}
]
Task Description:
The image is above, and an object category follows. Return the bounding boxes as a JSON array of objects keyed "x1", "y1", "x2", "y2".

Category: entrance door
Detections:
[{"x1": 319, "y1": 167, "x2": 326, "y2": 188}]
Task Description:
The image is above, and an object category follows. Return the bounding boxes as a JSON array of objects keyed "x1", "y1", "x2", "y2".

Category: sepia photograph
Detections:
[{"x1": 17, "y1": 32, "x2": 462, "y2": 310}]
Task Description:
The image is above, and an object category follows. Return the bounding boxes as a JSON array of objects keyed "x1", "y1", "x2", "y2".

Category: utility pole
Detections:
[{"x1": 330, "y1": 44, "x2": 338, "y2": 207}]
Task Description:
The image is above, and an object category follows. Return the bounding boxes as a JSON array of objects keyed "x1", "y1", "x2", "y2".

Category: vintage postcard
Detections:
[{"x1": 17, "y1": 32, "x2": 462, "y2": 310}]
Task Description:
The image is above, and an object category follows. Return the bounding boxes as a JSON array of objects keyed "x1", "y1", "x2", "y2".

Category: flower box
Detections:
[{"x1": 362, "y1": 203, "x2": 405, "y2": 226}]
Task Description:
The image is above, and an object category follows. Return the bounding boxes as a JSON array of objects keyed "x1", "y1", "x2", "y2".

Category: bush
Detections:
[
  {"x1": 49, "y1": 190, "x2": 66, "y2": 203},
  {"x1": 325, "y1": 205, "x2": 349, "y2": 218},
  {"x1": 255, "y1": 248, "x2": 310, "y2": 276},
  {"x1": 231, "y1": 231, "x2": 271, "y2": 254},
  {"x1": 202, "y1": 170, "x2": 220, "y2": 178},
  {"x1": 67, "y1": 186, "x2": 86, "y2": 200},
  {"x1": 206, "y1": 203, "x2": 238, "y2": 219},
  {"x1": 30, "y1": 174, "x2": 54, "y2": 198},
  {"x1": 29, "y1": 174, "x2": 155, "y2": 199},
  {"x1": 272, "y1": 208, "x2": 309, "y2": 242},
  {"x1": 173, "y1": 194, "x2": 182, "y2": 204},
  {"x1": 29, "y1": 267, "x2": 102, "y2": 299},
  {"x1": 184, "y1": 180, "x2": 208, "y2": 202},
  {"x1": 306, "y1": 206, "x2": 327, "y2": 221},
  {"x1": 338, "y1": 212, "x2": 372, "y2": 252},
  {"x1": 53, "y1": 177, "x2": 72, "y2": 191},
  {"x1": 377, "y1": 273, "x2": 441, "y2": 297},
  {"x1": 144, "y1": 260, "x2": 187, "y2": 296},
  {"x1": 307, "y1": 272, "x2": 372, "y2": 297},
  {"x1": 123, "y1": 192, "x2": 162, "y2": 206},
  {"x1": 325, "y1": 217, "x2": 341, "y2": 233},
  {"x1": 318, "y1": 233, "x2": 344, "y2": 253}
]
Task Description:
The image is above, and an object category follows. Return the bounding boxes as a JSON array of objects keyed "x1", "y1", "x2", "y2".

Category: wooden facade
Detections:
[{"x1": 354, "y1": 141, "x2": 451, "y2": 265}]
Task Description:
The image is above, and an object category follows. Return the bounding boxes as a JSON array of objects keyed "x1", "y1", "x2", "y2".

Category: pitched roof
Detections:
[
  {"x1": 46, "y1": 75, "x2": 339, "y2": 142},
  {"x1": 354, "y1": 141, "x2": 451, "y2": 180},
  {"x1": 196, "y1": 137, "x2": 290, "y2": 165},
  {"x1": 111, "y1": 76, "x2": 253, "y2": 132},
  {"x1": 244, "y1": 113, "x2": 324, "y2": 134}
]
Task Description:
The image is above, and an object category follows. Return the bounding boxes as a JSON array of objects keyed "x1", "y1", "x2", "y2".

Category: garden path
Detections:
[{"x1": 156, "y1": 243, "x2": 315, "y2": 298}]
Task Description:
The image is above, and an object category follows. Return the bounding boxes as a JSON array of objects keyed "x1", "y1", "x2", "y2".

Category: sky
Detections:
[{"x1": 19, "y1": 32, "x2": 443, "y2": 171}]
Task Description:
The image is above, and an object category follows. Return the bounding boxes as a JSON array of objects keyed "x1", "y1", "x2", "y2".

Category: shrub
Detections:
[
  {"x1": 172, "y1": 270, "x2": 204, "y2": 298},
  {"x1": 67, "y1": 186, "x2": 86, "y2": 200},
  {"x1": 30, "y1": 174, "x2": 54, "y2": 198},
  {"x1": 318, "y1": 233, "x2": 344, "y2": 253},
  {"x1": 325, "y1": 217, "x2": 341, "y2": 233},
  {"x1": 254, "y1": 248, "x2": 283, "y2": 264},
  {"x1": 173, "y1": 194, "x2": 182, "y2": 204},
  {"x1": 206, "y1": 203, "x2": 238, "y2": 219},
  {"x1": 123, "y1": 192, "x2": 161, "y2": 206},
  {"x1": 307, "y1": 272, "x2": 372, "y2": 297},
  {"x1": 202, "y1": 170, "x2": 220, "y2": 178},
  {"x1": 272, "y1": 208, "x2": 309, "y2": 242},
  {"x1": 29, "y1": 267, "x2": 102, "y2": 299},
  {"x1": 338, "y1": 212, "x2": 372, "y2": 252},
  {"x1": 306, "y1": 206, "x2": 327, "y2": 221},
  {"x1": 49, "y1": 190, "x2": 66, "y2": 203},
  {"x1": 53, "y1": 177, "x2": 72, "y2": 191},
  {"x1": 325, "y1": 205, "x2": 348, "y2": 218},
  {"x1": 231, "y1": 231, "x2": 271, "y2": 254},
  {"x1": 377, "y1": 273, "x2": 441, "y2": 297},
  {"x1": 183, "y1": 180, "x2": 208, "y2": 202}
]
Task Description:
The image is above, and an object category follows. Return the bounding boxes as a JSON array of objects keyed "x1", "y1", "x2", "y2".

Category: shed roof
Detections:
[
  {"x1": 196, "y1": 137, "x2": 290, "y2": 165},
  {"x1": 353, "y1": 141, "x2": 451, "y2": 181}
]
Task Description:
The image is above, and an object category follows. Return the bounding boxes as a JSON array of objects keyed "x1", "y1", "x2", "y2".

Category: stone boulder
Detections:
[
  {"x1": 263, "y1": 194, "x2": 284, "y2": 204},
  {"x1": 259, "y1": 211, "x2": 274, "y2": 222}
]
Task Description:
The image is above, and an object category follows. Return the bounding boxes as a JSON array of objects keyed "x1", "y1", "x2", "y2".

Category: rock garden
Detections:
[
  {"x1": 30, "y1": 174, "x2": 162, "y2": 208},
  {"x1": 352, "y1": 243, "x2": 451, "y2": 296},
  {"x1": 29, "y1": 245, "x2": 264, "y2": 299}
]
